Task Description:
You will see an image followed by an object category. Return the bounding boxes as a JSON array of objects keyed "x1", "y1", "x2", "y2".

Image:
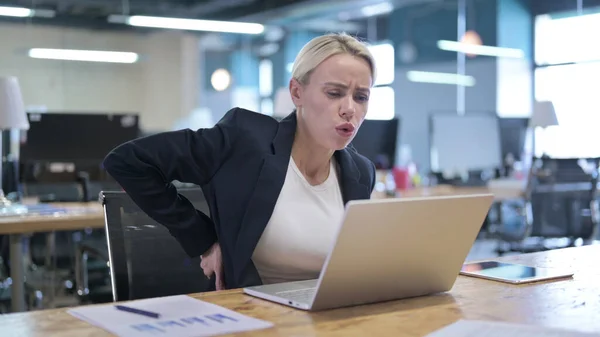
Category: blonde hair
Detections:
[{"x1": 291, "y1": 33, "x2": 376, "y2": 86}]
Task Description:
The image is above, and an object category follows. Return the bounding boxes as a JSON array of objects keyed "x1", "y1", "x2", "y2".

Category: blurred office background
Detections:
[{"x1": 1, "y1": 0, "x2": 599, "y2": 313}]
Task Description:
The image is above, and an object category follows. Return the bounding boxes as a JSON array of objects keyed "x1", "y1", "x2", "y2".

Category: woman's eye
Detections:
[
  {"x1": 327, "y1": 92, "x2": 341, "y2": 98},
  {"x1": 356, "y1": 95, "x2": 369, "y2": 102}
]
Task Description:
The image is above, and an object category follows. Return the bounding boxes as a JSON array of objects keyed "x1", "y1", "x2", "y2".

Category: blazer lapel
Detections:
[
  {"x1": 335, "y1": 148, "x2": 372, "y2": 204},
  {"x1": 233, "y1": 112, "x2": 296, "y2": 283}
]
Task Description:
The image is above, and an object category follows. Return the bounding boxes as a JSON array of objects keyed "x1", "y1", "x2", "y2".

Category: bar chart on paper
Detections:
[{"x1": 67, "y1": 295, "x2": 273, "y2": 337}]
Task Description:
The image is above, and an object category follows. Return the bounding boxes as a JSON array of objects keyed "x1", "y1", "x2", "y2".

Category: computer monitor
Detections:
[
  {"x1": 20, "y1": 112, "x2": 140, "y2": 163},
  {"x1": 429, "y1": 113, "x2": 502, "y2": 172},
  {"x1": 351, "y1": 119, "x2": 400, "y2": 169},
  {"x1": 498, "y1": 118, "x2": 528, "y2": 161}
]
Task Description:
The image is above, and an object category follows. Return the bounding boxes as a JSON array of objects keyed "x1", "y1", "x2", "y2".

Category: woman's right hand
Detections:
[{"x1": 200, "y1": 242, "x2": 225, "y2": 290}]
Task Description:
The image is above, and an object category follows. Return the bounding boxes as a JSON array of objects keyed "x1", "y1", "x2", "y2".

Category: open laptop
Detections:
[{"x1": 243, "y1": 193, "x2": 494, "y2": 311}]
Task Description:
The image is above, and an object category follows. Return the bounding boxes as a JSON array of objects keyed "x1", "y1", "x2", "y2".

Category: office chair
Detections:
[
  {"x1": 492, "y1": 157, "x2": 599, "y2": 254},
  {"x1": 101, "y1": 188, "x2": 213, "y2": 302}
]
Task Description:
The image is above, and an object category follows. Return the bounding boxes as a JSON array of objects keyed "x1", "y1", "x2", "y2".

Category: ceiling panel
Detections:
[{"x1": 0, "y1": 0, "x2": 318, "y2": 20}]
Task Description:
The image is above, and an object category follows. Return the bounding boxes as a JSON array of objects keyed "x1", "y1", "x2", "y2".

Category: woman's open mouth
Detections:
[{"x1": 335, "y1": 123, "x2": 355, "y2": 138}]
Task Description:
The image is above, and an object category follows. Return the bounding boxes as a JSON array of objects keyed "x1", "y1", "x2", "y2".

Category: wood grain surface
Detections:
[
  {"x1": 1, "y1": 245, "x2": 598, "y2": 337},
  {"x1": 0, "y1": 202, "x2": 104, "y2": 234}
]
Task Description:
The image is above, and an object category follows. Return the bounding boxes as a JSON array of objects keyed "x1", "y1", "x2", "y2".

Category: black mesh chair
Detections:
[
  {"x1": 493, "y1": 157, "x2": 600, "y2": 254},
  {"x1": 101, "y1": 188, "x2": 213, "y2": 302}
]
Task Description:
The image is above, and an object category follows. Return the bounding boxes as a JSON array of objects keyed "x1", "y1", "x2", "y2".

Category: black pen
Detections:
[{"x1": 115, "y1": 305, "x2": 161, "y2": 319}]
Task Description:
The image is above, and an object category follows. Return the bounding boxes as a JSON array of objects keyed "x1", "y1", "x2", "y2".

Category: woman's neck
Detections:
[{"x1": 291, "y1": 126, "x2": 334, "y2": 186}]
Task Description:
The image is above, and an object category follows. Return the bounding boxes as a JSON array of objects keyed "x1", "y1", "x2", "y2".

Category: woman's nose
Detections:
[{"x1": 340, "y1": 97, "x2": 357, "y2": 117}]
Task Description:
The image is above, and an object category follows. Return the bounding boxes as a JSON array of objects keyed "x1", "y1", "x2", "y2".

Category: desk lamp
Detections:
[
  {"x1": 530, "y1": 100, "x2": 559, "y2": 157},
  {"x1": 0, "y1": 76, "x2": 30, "y2": 211},
  {"x1": 524, "y1": 100, "x2": 559, "y2": 196}
]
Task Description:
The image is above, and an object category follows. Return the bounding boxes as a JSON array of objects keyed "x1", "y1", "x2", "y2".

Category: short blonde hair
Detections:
[{"x1": 291, "y1": 33, "x2": 376, "y2": 86}]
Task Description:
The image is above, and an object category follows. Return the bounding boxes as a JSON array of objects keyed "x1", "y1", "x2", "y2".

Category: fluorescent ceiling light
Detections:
[
  {"x1": 406, "y1": 71, "x2": 476, "y2": 87},
  {"x1": 0, "y1": 6, "x2": 32, "y2": 17},
  {"x1": 437, "y1": 40, "x2": 525, "y2": 58},
  {"x1": 28, "y1": 48, "x2": 139, "y2": 64},
  {"x1": 361, "y1": 2, "x2": 393, "y2": 17},
  {"x1": 108, "y1": 15, "x2": 264, "y2": 35},
  {"x1": 0, "y1": 6, "x2": 55, "y2": 18}
]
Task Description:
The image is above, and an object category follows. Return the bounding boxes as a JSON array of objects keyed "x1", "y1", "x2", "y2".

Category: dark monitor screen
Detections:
[
  {"x1": 20, "y1": 112, "x2": 140, "y2": 162},
  {"x1": 351, "y1": 119, "x2": 400, "y2": 169},
  {"x1": 499, "y1": 118, "x2": 528, "y2": 160}
]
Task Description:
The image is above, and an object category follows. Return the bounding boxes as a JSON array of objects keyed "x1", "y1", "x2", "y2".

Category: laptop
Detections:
[{"x1": 243, "y1": 193, "x2": 494, "y2": 311}]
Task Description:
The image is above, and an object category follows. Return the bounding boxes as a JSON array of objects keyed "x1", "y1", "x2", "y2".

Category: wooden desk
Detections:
[
  {"x1": 0, "y1": 202, "x2": 104, "y2": 235},
  {"x1": 3, "y1": 245, "x2": 599, "y2": 336},
  {"x1": 0, "y1": 202, "x2": 105, "y2": 313},
  {"x1": 391, "y1": 185, "x2": 523, "y2": 201}
]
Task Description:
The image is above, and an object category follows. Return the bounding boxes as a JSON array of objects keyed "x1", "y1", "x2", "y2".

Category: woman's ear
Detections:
[{"x1": 289, "y1": 78, "x2": 303, "y2": 108}]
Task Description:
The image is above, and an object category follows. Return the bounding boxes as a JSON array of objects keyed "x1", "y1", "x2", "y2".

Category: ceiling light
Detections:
[
  {"x1": 0, "y1": 6, "x2": 55, "y2": 18},
  {"x1": 28, "y1": 48, "x2": 139, "y2": 64},
  {"x1": 406, "y1": 71, "x2": 476, "y2": 87},
  {"x1": 211, "y1": 69, "x2": 231, "y2": 91},
  {"x1": 108, "y1": 15, "x2": 264, "y2": 35},
  {"x1": 361, "y1": 2, "x2": 393, "y2": 17},
  {"x1": 0, "y1": 6, "x2": 32, "y2": 17},
  {"x1": 437, "y1": 40, "x2": 525, "y2": 58}
]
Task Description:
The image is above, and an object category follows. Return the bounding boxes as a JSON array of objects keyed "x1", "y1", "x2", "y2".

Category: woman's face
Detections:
[{"x1": 290, "y1": 53, "x2": 372, "y2": 151}]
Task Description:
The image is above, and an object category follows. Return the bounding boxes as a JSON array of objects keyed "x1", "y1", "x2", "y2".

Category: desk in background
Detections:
[
  {"x1": 0, "y1": 202, "x2": 104, "y2": 313},
  {"x1": 374, "y1": 184, "x2": 523, "y2": 202},
  {"x1": 2, "y1": 245, "x2": 599, "y2": 336}
]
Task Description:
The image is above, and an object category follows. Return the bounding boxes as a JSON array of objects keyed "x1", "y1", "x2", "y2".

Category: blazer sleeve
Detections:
[
  {"x1": 103, "y1": 108, "x2": 241, "y2": 258},
  {"x1": 369, "y1": 161, "x2": 377, "y2": 193}
]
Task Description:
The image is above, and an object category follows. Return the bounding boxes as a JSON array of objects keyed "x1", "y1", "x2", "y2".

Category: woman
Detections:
[{"x1": 103, "y1": 32, "x2": 377, "y2": 291}]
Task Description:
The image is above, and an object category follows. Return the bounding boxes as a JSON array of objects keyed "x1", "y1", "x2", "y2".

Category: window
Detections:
[
  {"x1": 368, "y1": 43, "x2": 395, "y2": 86},
  {"x1": 366, "y1": 42, "x2": 395, "y2": 120},
  {"x1": 259, "y1": 59, "x2": 273, "y2": 97},
  {"x1": 260, "y1": 98, "x2": 273, "y2": 116},
  {"x1": 366, "y1": 86, "x2": 395, "y2": 120},
  {"x1": 534, "y1": 11, "x2": 600, "y2": 157},
  {"x1": 534, "y1": 62, "x2": 600, "y2": 157},
  {"x1": 535, "y1": 13, "x2": 600, "y2": 66}
]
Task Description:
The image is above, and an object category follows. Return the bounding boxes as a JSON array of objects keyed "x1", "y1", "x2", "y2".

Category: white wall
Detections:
[
  {"x1": 393, "y1": 58, "x2": 498, "y2": 171},
  {"x1": 0, "y1": 22, "x2": 200, "y2": 132}
]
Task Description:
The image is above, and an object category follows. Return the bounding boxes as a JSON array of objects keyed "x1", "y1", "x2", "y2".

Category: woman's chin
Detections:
[{"x1": 331, "y1": 139, "x2": 352, "y2": 151}]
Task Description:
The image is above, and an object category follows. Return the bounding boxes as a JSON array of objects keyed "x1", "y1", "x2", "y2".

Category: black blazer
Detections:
[{"x1": 103, "y1": 108, "x2": 376, "y2": 289}]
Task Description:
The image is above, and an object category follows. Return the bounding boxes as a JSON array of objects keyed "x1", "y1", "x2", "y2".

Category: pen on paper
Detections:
[{"x1": 115, "y1": 305, "x2": 161, "y2": 319}]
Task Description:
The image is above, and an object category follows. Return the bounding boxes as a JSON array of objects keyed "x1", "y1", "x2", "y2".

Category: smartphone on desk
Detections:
[{"x1": 460, "y1": 261, "x2": 574, "y2": 284}]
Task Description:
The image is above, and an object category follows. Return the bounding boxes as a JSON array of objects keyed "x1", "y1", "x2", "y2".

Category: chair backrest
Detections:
[
  {"x1": 530, "y1": 188, "x2": 597, "y2": 238},
  {"x1": 102, "y1": 188, "x2": 212, "y2": 302},
  {"x1": 528, "y1": 157, "x2": 599, "y2": 239}
]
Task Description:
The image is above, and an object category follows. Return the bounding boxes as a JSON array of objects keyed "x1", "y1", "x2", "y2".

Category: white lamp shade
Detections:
[
  {"x1": 0, "y1": 76, "x2": 29, "y2": 130},
  {"x1": 273, "y1": 87, "x2": 295, "y2": 118},
  {"x1": 530, "y1": 100, "x2": 558, "y2": 128}
]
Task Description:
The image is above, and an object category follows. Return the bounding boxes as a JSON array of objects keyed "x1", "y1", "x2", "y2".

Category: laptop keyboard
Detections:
[{"x1": 275, "y1": 287, "x2": 317, "y2": 303}]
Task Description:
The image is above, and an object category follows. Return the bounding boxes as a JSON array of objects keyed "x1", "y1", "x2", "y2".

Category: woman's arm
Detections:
[{"x1": 103, "y1": 108, "x2": 241, "y2": 258}]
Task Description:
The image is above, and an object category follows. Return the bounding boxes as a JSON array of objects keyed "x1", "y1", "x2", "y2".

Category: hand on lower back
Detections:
[{"x1": 200, "y1": 242, "x2": 225, "y2": 290}]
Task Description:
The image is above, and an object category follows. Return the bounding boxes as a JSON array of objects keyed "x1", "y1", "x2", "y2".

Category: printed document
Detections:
[
  {"x1": 426, "y1": 320, "x2": 600, "y2": 337},
  {"x1": 68, "y1": 295, "x2": 273, "y2": 337}
]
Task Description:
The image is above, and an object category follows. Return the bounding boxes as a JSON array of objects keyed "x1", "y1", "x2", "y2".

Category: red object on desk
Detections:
[{"x1": 393, "y1": 167, "x2": 411, "y2": 190}]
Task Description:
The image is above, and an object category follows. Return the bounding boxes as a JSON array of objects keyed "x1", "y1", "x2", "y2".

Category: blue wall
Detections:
[
  {"x1": 230, "y1": 49, "x2": 259, "y2": 88},
  {"x1": 497, "y1": 0, "x2": 533, "y2": 59},
  {"x1": 388, "y1": 0, "x2": 499, "y2": 66},
  {"x1": 385, "y1": 0, "x2": 534, "y2": 170}
]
